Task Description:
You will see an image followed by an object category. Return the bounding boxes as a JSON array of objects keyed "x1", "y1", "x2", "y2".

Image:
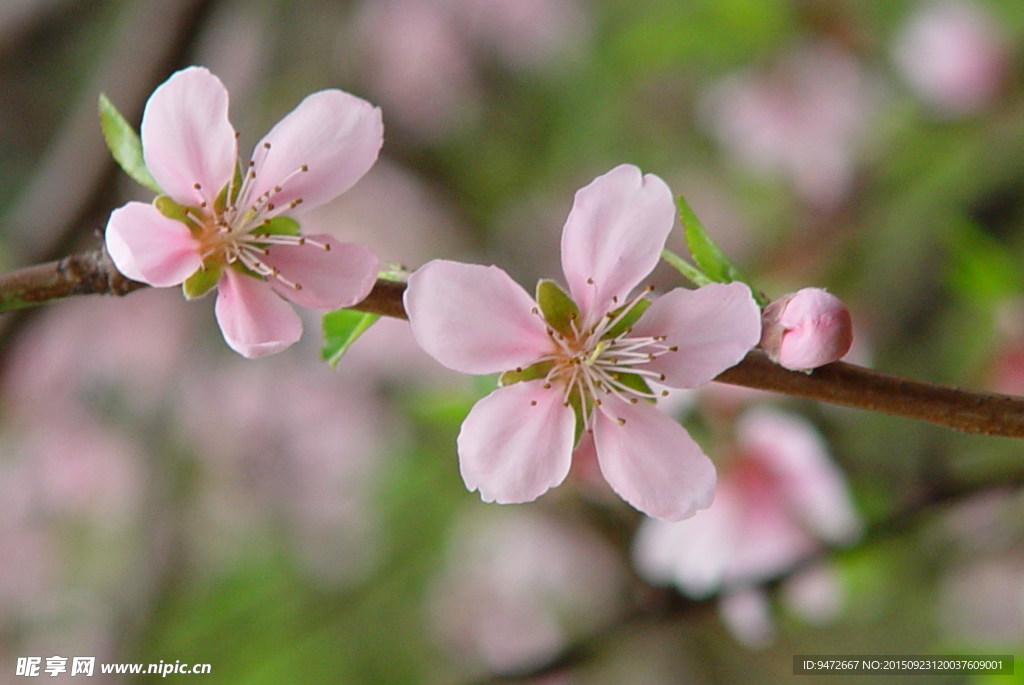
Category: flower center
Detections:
[
  {"x1": 181, "y1": 142, "x2": 327, "y2": 291},
  {"x1": 533, "y1": 289, "x2": 678, "y2": 428}
]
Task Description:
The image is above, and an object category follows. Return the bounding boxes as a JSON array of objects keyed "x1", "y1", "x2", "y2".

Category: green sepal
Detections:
[
  {"x1": 570, "y1": 390, "x2": 585, "y2": 445},
  {"x1": 322, "y1": 309, "x2": 381, "y2": 368},
  {"x1": 608, "y1": 371, "x2": 654, "y2": 402},
  {"x1": 182, "y1": 264, "x2": 222, "y2": 300},
  {"x1": 498, "y1": 360, "x2": 554, "y2": 387},
  {"x1": 228, "y1": 260, "x2": 264, "y2": 280},
  {"x1": 603, "y1": 296, "x2": 651, "y2": 339},
  {"x1": 154, "y1": 195, "x2": 194, "y2": 225},
  {"x1": 99, "y1": 93, "x2": 161, "y2": 195},
  {"x1": 536, "y1": 279, "x2": 579, "y2": 337},
  {"x1": 215, "y1": 165, "x2": 243, "y2": 214},
  {"x1": 254, "y1": 216, "x2": 301, "y2": 238}
]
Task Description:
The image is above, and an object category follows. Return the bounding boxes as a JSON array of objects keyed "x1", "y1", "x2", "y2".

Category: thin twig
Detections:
[
  {"x1": 3, "y1": 248, "x2": 1024, "y2": 438},
  {"x1": 714, "y1": 350, "x2": 1024, "y2": 438}
]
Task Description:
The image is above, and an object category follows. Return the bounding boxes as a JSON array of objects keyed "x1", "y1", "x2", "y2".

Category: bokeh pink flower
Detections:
[
  {"x1": 633, "y1": 406, "x2": 861, "y2": 645},
  {"x1": 405, "y1": 164, "x2": 762, "y2": 520},
  {"x1": 700, "y1": 42, "x2": 881, "y2": 208},
  {"x1": 892, "y1": 0, "x2": 1008, "y2": 117},
  {"x1": 427, "y1": 508, "x2": 626, "y2": 675},
  {"x1": 104, "y1": 66, "x2": 383, "y2": 357}
]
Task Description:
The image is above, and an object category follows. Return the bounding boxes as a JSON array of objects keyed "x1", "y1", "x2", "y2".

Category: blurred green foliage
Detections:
[{"x1": 2, "y1": 0, "x2": 1024, "y2": 682}]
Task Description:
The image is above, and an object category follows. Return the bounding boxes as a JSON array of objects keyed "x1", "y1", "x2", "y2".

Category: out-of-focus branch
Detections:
[
  {"x1": 2, "y1": 0, "x2": 214, "y2": 264},
  {"x1": 5, "y1": 247, "x2": 1024, "y2": 440}
]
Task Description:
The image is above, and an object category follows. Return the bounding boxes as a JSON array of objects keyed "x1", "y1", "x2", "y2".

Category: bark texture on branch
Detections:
[{"x1": 4, "y1": 248, "x2": 1024, "y2": 439}]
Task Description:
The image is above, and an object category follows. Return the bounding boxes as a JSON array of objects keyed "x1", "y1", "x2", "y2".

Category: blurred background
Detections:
[{"x1": 1, "y1": 0, "x2": 1024, "y2": 682}]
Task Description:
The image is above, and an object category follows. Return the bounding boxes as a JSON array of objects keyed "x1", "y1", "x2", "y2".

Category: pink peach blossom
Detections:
[
  {"x1": 405, "y1": 164, "x2": 762, "y2": 520},
  {"x1": 760, "y1": 287, "x2": 853, "y2": 371},
  {"x1": 105, "y1": 66, "x2": 383, "y2": 357}
]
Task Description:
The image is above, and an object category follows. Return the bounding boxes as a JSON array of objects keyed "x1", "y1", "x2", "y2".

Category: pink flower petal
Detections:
[
  {"x1": 560, "y1": 165, "x2": 675, "y2": 325},
  {"x1": 141, "y1": 67, "x2": 237, "y2": 208},
  {"x1": 593, "y1": 397, "x2": 716, "y2": 521},
  {"x1": 633, "y1": 282, "x2": 761, "y2": 389},
  {"x1": 405, "y1": 260, "x2": 553, "y2": 375},
  {"x1": 262, "y1": 234, "x2": 379, "y2": 310},
  {"x1": 457, "y1": 380, "x2": 575, "y2": 504},
  {"x1": 105, "y1": 201, "x2": 201, "y2": 287},
  {"x1": 246, "y1": 90, "x2": 384, "y2": 212},
  {"x1": 214, "y1": 268, "x2": 302, "y2": 358}
]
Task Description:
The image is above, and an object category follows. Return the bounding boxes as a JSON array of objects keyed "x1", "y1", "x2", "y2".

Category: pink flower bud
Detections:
[{"x1": 760, "y1": 288, "x2": 853, "y2": 371}]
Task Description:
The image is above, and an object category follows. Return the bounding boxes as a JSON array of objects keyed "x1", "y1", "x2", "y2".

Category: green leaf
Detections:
[
  {"x1": 322, "y1": 309, "x2": 380, "y2": 367},
  {"x1": 498, "y1": 360, "x2": 554, "y2": 386},
  {"x1": 99, "y1": 93, "x2": 161, "y2": 194},
  {"x1": 254, "y1": 216, "x2": 301, "y2": 237},
  {"x1": 182, "y1": 264, "x2": 221, "y2": 300},
  {"x1": 674, "y1": 195, "x2": 769, "y2": 306},
  {"x1": 660, "y1": 248, "x2": 713, "y2": 287},
  {"x1": 604, "y1": 296, "x2": 651, "y2": 339},
  {"x1": 678, "y1": 194, "x2": 743, "y2": 284},
  {"x1": 536, "y1": 279, "x2": 579, "y2": 336}
]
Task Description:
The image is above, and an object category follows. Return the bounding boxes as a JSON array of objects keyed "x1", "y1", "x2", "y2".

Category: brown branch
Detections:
[
  {"x1": 348, "y1": 277, "x2": 409, "y2": 320},
  {"x1": 0, "y1": 247, "x2": 146, "y2": 312},
  {"x1": 715, "y1": 350, "x2": 1024, "y2": 438},
  {"x1": 4, "y1": 248, "x2": 1024, "y2": 439}
]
